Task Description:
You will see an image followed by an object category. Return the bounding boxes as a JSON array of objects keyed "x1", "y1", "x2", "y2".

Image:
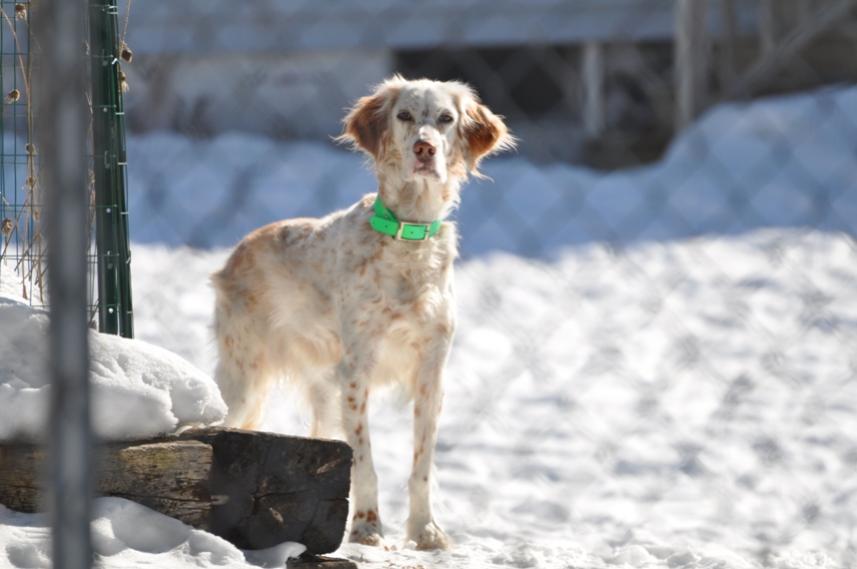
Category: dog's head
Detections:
[{"x1": 338, "y1": 76, "x2": 514, "y2": 185}]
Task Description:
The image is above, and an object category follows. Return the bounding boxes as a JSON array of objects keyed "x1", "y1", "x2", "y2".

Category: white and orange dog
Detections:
[{"x1": 212, "y1": 76, "x2": 513, "y2": 549}]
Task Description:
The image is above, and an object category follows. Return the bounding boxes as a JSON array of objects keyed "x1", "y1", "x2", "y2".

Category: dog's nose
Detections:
[{"x1": 413, "y1": 140, "x2": 436, "y2": 160}]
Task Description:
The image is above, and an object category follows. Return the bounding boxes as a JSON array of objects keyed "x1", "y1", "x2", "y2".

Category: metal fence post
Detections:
[
  {"x1": 33, "y1": 0, "x2": 93, "y2": 567},
  {"x1": 90, "y1": 0, "x2": 134, "y2": 338}
]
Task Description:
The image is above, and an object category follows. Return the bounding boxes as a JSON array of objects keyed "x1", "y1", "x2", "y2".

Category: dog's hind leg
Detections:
[
  {"x1": 213, "y1": 299, "x2": 274, "y2": 430},
  {"x1": 215, "y1": 356, "x2": 273, "y2": 430},
  {"x1": 307, "y1": 379, "x2": 340, "y2": 439}
]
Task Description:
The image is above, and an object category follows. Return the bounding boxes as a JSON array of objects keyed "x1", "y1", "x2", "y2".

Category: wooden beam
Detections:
[
  {"x1": 0, "y1": 428, "x2": 353, "y2": 554},
  {"x1": 675, "y1": 0, "x2": 709, "y2": 129},
  {"x1": 0, "y1": 441, "x2": 214, "y2": 526},
  {"x1": 289, "y1": 555, "x2": 358, "y2": 569},
  {"x1": 581, "y1": 41, "x2": 606, "y2": 138}
]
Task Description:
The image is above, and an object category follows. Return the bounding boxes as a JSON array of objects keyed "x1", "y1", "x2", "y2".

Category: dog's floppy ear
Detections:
[
  {"x1": 460, "y1": 97, "x2": 515, "y2": 175},
  {"x1": 337, "y1": 78, "x2": 402, "y2": 159}
]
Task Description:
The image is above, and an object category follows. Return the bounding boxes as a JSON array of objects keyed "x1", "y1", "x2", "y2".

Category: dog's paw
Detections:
[
  {"x1": 349, "y1": 523, "x2": 383, "y2": 546},
  {"x1": 408, "y1": 520, "x2": 450, "y2": 551},
  {"x1": 349, "y1": 512, "x2": 384, "y2": 546}
]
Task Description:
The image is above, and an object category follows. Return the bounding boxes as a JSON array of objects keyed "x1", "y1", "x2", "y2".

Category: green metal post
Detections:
[{"x1": 89, "y1": 0, "x2": 133, "y2": 337}]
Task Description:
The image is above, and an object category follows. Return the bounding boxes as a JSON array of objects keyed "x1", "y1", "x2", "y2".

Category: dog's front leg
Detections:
[
  {"x1": 407, "y1": 327, "x2": 452, "y2": 550},
  {"x1": 338, "y1": 333, "x2": 384, "y2": 546}
]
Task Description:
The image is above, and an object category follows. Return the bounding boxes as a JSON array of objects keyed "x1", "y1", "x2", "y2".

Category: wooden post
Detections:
[
  {"x1": 759, "y1": 0, "x2": 777, "y2": 56},
  {"x1": 718, "y1": 0, "x2": 738, "y2": 88},
  {"x1": 582, "y1": 41, "x2": 605, "y2": 139},
  {"x1": 675, "y1": 0, "x2": 709, "y2": 129}
]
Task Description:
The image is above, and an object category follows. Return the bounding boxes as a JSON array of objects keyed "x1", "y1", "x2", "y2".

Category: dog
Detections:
[{"x1": 211, "y1": 75, "x2": 513, "y2": 550}]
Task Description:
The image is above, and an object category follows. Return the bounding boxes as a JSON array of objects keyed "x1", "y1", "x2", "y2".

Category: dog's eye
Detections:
[
  {"x1": 438, "y1": 113, "x2": 454, "y2": 124},
  {"x1": 396, "y1": 110, "x2": 414, "y2": 122}
]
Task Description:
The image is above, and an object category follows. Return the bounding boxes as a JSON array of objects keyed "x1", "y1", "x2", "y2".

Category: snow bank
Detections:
[
  {"x1": 0, "y1": 295, "x2": 226, "y2": 441},
  {"x1": 0, "y1": 498, "x2": 305, "y2": 569},
  {"x1": 126, "y1": 85, "x2": 857, "y2": 257}
]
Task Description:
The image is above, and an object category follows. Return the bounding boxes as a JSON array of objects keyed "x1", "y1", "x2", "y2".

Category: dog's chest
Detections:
[
  {"x1": 374, "y1": 244, "x2": 451, "y2": 319},
  {"x1": 385, "y1": 264, "x2": 441, "y2": 307}
]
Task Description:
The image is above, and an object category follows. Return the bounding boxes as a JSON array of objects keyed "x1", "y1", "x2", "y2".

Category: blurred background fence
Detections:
[
  {"x1": 2, "y1": 0, "x2": 857, "y2": 566},
  {"x1": 115, "y1": 3, "x2": 857, "y2": 563},
  {"x1": 119, "y1": 0, "x2": 857, "y2": 255}
]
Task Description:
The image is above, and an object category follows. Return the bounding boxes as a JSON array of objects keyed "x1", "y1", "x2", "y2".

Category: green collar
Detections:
[{"x1": 369, "y1": 195, "x2": 442, "y2": 241}]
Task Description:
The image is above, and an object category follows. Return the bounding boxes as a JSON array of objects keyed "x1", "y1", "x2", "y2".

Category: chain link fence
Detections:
[
  {"x1": 115, "y1": 2, "x2": 857, "y2": 566},
  {"x1": 121, "y1": 1, "x2": 857, "y2": 566},
  {"x1": 3, "y1": 1, "x2": 857, "y2": 567}
]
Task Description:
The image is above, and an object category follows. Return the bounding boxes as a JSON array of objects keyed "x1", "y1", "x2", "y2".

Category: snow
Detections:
[
  {"x1": 2, "y1": 85, "x2": 857, "y2": 568},
  {"x1": 0, "y1": 293, "x2": 226, "y2": 441},
  {"x1": 128, "y1": 229, "x2": 857, "y2": 569},
  {"x1": 0, "y1": 498, "x2": 305, "y2": 569}
]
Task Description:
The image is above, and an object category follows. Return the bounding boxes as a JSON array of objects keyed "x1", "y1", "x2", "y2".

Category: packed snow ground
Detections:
[
  {"x1": 0, "y1": 499, "x2": 305, "y2": 569},
  {"x1": 1, "y1": 86, "x2": 856, "y2": 568},
  {"x1": 126, "y1": 85, "x2": 857, "y2": 568},
  {"x1": 128, "y1": 229, "x2": 857, "y2": 569}
]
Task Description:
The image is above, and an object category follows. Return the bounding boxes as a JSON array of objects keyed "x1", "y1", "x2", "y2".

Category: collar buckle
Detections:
[{"x1": 395, "y1": 221, "x2": 432, "y2": 241}]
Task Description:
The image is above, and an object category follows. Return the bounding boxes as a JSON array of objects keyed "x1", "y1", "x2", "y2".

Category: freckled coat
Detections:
[
  {"x1": 212, "y1": 194, "x2": 457, "y2": 412},
  {"x1": 211, "y1": 75, "x2": 513, "y2": 550}
]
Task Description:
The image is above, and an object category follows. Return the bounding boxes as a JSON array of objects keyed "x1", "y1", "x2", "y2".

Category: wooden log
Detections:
[
  {"x1": 0, "y1": 428, "x2": 352, "y2": 554},
  {"x1": 288, "y1": 554, "x2": 358, "y2": 569}
]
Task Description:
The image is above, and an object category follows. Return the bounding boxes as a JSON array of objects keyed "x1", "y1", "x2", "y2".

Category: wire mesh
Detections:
[
  {"x1": 3, "y1": 0, "x2": 857, "y2": 567},
  {"x1": 0, "y1": 0, "x2": 44, "y2": 306},
  {"x1": 0, "y1": 0, "x2": 132, "y2": 335},
  {"x1": 114, "y1": 2, "x2": 857, "y2": 566}
]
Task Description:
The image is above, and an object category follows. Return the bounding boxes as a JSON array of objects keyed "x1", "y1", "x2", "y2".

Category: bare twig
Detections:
[{"x1": 0, "y1": 5, "x2": 41, "y2": 301}]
